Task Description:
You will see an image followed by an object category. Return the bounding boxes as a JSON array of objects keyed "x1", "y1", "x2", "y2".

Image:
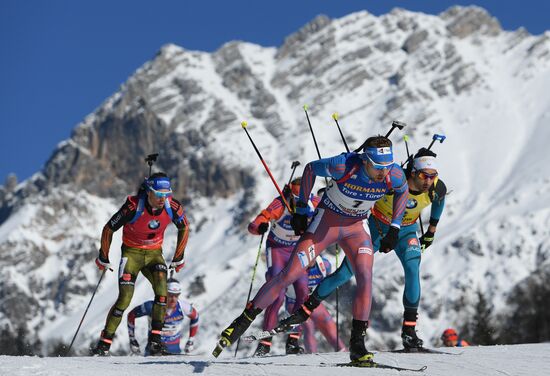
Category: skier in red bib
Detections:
[{"x1": 91, "y1": 172, "x2": 190, "y2": 356}]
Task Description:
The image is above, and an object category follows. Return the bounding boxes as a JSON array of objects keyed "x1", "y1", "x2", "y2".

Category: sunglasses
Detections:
[
  {"x1": 150, "y1": 188, "x2": 172, "y2": 198},
  {"x1": 416, "y1": 170, "x2": 438, "y2": 180},
  {"x1": 366, "y1": 156, "x2": 393, "y2": 170}
]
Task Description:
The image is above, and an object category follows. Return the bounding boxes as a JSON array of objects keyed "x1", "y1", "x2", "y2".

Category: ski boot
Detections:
[
  {"x1": 278, "y1": 292, "x2": 322, "y2": 330},
  {"x1": 213, "y1": 303, "x2": 262, "y2": 357},
  {"x1": 285, "y1": 333, "x2": 304, "y2": 354},
  {"x1": 349, "y1": 319, "x2": 373, "y2": 363},
  {"x1": 401, "y1": 310, "x2": 424, "y2": 349},
  {"x1": 90, "y1": 331, "x2": 113, "y2": 356},
  {"x1": 145, "y1": 331, "x2": 167, "y2": 356},
  {"x1": 253, "y1": 337, "x2": 272, "y2": 357},
  {"x1": 401, "y1": 324, "x2": 424, "y2": 349}
]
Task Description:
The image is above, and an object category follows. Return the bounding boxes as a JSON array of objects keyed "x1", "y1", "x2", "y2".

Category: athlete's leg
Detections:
[
  {"x1": 311, "y1": 303, "x2": 346, "y2": 351},
  {"x1": 315, "y1": 256, "x2": 354, "y2": 300},
  {"x1": 262, "y1": 246, "x2": 292, "y2": 330},
  {"x1": 142, "y1": 250, "x2": 168, "y2": 336},
  {"x1": 252, "y1": 209, "x2": 338, "y2": 310},
  {"x1": 338, "y1": 220, "x2": 375, "y2": 361},
  {"x1": 103, "y1": 247, "x2": 144, "y2": 336},
  {"x1": 338, "y1": 220, "x2": 375, "y2": 321},
  {"x1": 302, "y1": 319, "x2": 317, "y2": 353},
  {"x1": 394, "y1": 228, "x2": 422, "y2": 310}
]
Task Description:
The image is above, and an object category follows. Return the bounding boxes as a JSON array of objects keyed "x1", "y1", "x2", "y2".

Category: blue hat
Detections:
[
  {"x1": 361, "y1": 146, "x2": 394, "y2": 164},
  {"x1": 146, "y1": 177, "x2": 171, "y2": 191}
]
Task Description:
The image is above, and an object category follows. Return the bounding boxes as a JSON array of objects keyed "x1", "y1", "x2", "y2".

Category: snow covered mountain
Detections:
[{"x1": 1, "y1": 6, "x2": 549, "y2": 355}]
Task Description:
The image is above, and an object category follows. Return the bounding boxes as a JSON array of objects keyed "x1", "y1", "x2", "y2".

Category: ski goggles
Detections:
[
  {"x1": 150, "y1": 187, "x2": 172, "y2": 198},
  {"x1": 416, "y1": 170, "x2": 438, "y2": 180},
  {"x1": 365, "y1": 155, "x2": 393, "y2": 170}
]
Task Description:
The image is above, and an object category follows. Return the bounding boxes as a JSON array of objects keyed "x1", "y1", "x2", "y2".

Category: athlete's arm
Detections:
[
  {"x1": 100, "y1": 197, "x2": 137, "y2": 260},
  {"x1": 171, "y1": 199, "x2": 190, "y2": 263},
  {"x1": 127, "y1": 301, "x2": 154, "y2": 339},
  {"x1": 428, "y1": 179, "x2": 447, "y2": 230},
  {"x1": 180, "y1": 300, "x2": 199, "y2": 338},
  {"x1": 389, "y1": 166, "x2": 409, "y2": 228},
  {"x1": 299, "y1": 154, "x2": 349, "y2": 206},
  {"x1": 248, "y1": 197, "x2": 285, "y2": 235}
]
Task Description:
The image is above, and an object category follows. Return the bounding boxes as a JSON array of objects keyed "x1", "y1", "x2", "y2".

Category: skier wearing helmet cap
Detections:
[
  {"x1": 92, "y1": 172, "x2": 190, "y2": 356},
  {"x1": 441, "y1": 328, "x2": 469, "y2": 347},
  {"x1": 278, "y1": 146, "x2": 446, "y2": 351},
  {"x1": 247, "y1": 176, "x2": 321, "y2": 356},
  {"x1": 216, "y1": 136, "x2": 408, "y2": 362},
  {"x1": 127, "y1": 278, "x2": 199, "y2": 355}
]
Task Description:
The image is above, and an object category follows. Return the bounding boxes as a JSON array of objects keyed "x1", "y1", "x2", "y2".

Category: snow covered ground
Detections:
[{"x1": 2, "y1": 343, "x2": 549, "y2": 376}]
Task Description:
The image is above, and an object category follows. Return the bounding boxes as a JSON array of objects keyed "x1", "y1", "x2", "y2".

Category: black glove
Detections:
[
  {"x1": 290, "y1": 213, "x2": 308, "y2": 235},
  {"x1": 290, "y1": 202, "x2": 309, "y2": 235},
  {"x1": 420, "y1": 230, "x2": 435, "y2": 250},
  {"x1": 282, "y1": 184, "x2": 291, "y2": 198},
  {"x1": 258, "y1": 222, "x2": 269, "y2": 234},
  {"x1": 379, "y1": 226, "x2": 400, "y2": 253}
]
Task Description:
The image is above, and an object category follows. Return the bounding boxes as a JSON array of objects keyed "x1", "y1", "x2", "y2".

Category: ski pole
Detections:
[
  {"x1": 427, "y1": 134, "x2": 446, "y2": 151},
  {"x1": 303, "y1": 105, "x2": 324, "y2": 161},
  {"x1": 335, "y1": 246, "x2": 340, "y2": 352},
  {"x1": 302, "y1": 105, "x2": 337, "y2": 343},
  {"x1": 288, "y1": 161, "x2": 301, "y2": 185},
  {"x1": 302, "y1": 106, "x2": 329, "y2": 185},
  {"x1": 234, "y1": 233, "x2": 265, "y2": 356},
  {"x1": 353, "y1": 120, "x2": 407, "y2": 153},
  {"x1": 66, "y1": 268, "x2": 109, "y2": 355},
  {"x1": 331, "y1": 112, "x2": 350, "y2": 153},
  {"x1": 145, "y1": 153, "x2": 159, "y2": 177},
  {"x1": 241, "y1": 121, "x2": 292, "y2": 213},
  {"x1": 421, "y1": 134, "x2": 446, "y2": 236}
]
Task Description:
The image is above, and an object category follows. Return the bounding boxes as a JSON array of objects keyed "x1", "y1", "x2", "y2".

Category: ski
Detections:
[
  {"x1": 209, "y1": 360, "x2": 426, "y2": 371},
  {"x1": 324, "y1": 361, "x2": 427, "y2": 372},
  {"x1": 242, "y1": 325, "x2": 296, "y2": 342},
  {"x1": 390, "y1": 347, "x2": 463, "y2": 355}
]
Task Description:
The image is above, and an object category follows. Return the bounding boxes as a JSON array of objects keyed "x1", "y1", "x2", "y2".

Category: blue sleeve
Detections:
[
  {"x1": 298, "y1": 154, "x2": 350, "y2": 212},
  {"x1": 133, "y1": 301, "x2": 154, "y2": 318},
  {"x1": 430, "y1": 195, "x2": 445, "y2": 221}
]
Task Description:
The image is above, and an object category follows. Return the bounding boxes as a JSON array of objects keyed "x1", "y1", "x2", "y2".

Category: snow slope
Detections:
[{"x1": 2, "y1": 343, "x2": 550, "y2": 376}]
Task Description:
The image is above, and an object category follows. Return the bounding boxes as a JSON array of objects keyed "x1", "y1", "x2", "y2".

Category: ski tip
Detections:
[
  {"x1": 332, "y1": 112, "x2": 339, "y2": 120},
  {"x1": 241, "y1": 121, "x2": 248, "y2": 128},
  {"x1": 303, "y1": 104, "x2": 309, "y2": 111},
  {"x1": 403, "y1": 134, "x2": 409, "y2": 142}
]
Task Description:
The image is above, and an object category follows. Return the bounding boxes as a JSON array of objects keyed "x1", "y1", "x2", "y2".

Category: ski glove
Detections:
[
  {"x1": 129, "y1": 338, "x2": 141, "y2": 355},
  {"x1": 170, "y1": 259, "x2": 185, "y2": 272},
  {"x1": 290, "y1": 202, "x2": 309, "y2": 235},
  {"x1": 95, "y1": 252, "x2": 111, "y2": 271},
  {"x1": 258, "y1": 222, "x2": 269, "y2": 235},
  {"x1": 184, "y1": 338, "x2": 194, "y2": 354},
  {"x1": 420, "y1": 230, "x2": 435, "y2": 251},
  {"x1": 282, "y1": 184, "x2": 291, "y2": 198},
  {"x1": 379, "y1": 226, "x2": 400, "y2": 253}
]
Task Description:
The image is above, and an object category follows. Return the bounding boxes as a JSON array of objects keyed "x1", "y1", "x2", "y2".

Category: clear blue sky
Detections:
[{"x1": 1, "y1": 1, "x2": 548, "y2": 183}]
